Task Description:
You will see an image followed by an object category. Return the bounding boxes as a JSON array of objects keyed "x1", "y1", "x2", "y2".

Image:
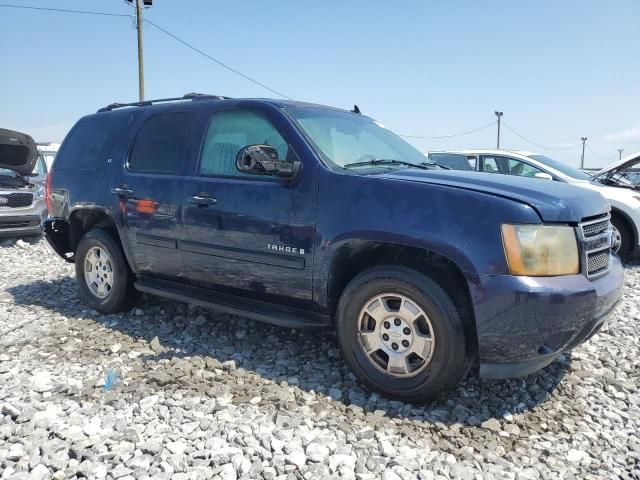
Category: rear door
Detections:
[
  {"x1": 179, "y1": 106, "x2": 318, "y2": 307},
  {"x1": 111, "y1": 110, "x2": 197, "y2": 280}
]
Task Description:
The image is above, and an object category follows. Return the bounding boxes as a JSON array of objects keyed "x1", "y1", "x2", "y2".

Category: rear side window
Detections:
[
  {"x1": 128, "y1": 112, "x2": 196, "y2": 174},
  {"x1": 55, "y1": 115, "x2": 130, "y2": 170}
]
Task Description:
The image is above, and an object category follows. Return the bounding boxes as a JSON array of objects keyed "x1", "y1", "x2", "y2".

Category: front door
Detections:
[
  {"x1": 180, "y1": 107, "x2": 317, "y2": 307},
  {"x1": 113, "y1": 111, "x2": 197, "y2": 280}
]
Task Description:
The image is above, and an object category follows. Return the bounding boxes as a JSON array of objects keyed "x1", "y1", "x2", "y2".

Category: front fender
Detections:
[{"x1": 313, "y1": 169, "x2": 542, "y2": 308}]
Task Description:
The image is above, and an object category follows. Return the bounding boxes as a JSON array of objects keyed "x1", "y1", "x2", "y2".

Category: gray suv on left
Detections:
[{"x1": 0, "y1": 128, "x2": 48, "y2": 237}]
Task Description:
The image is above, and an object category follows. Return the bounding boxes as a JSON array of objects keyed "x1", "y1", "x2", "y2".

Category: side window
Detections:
[
  {"x1": 55, "y1": 115, "x2": 130, "y2": 170},
  {"x1": 199, "y1": 110, "x2": 288, "y2": 177},
  {"x1": 482, "y1": 156, "x2": 500, "y2": 173},
  {"x1": 128, "y1": 112, "x2": 196, "y2": 174},
  {"x1": 506, "y1": 158, "x2": 544, "y2": 178},
  {"x1": 428, "y1": 153, "x2": 470, "y2": 170},
  {"x1": 467, "y1": 156, "x2": 477, "y2": 170}
]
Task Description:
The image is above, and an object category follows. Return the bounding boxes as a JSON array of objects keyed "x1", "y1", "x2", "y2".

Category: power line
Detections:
[
  {"x1": 145, "y1": 21, "x2": 292, "y2": 100},
  {"x1": 586, "y1": 144, "x2": 616, "y2": 163},
  {"x1": 0, "y1": 3, "x2": 292, "y2": 100},
  {"x1": 0, "y1": 3, "x2": 131, "y2": 17},
  {"x1": 501, "y1": 121, "x2": 581, "y2": 151},
  {"x1": 399, "y1": 120, "x2": 496, "y2": 139}
]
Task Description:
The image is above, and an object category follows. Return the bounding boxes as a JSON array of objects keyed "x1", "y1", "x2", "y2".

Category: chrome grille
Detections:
[
  {"x1": 582, "y1": 219, "x2": 609, "y2": 238},
  {"x1": 578, "y1": 214, "x2": 612, "y2": 278},
  {"x1": 0, "y1": 192, "x2": 34, "y2": 208},
  {"x1": 587, "y1": 250, "x2": 610, "y2": 275}
]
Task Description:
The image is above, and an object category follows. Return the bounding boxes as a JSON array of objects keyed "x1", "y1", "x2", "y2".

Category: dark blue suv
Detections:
[{"x1": 41, "y1": 94, "x2": 624, "y2": 401}]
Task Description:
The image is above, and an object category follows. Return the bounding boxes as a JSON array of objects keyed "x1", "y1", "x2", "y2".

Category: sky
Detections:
[{"x1": 1, "y1": 0, "x2": 639, "y2": 169}]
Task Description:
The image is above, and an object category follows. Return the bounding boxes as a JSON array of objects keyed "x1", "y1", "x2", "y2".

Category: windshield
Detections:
[
  {"x1": 285, "y1": 107, "x2": 429, "y2": 170},
  {"x1": 0, "y1": 155, "x2": 45, "y2": 178},
  {"x1": 527, "y1": 154, "x2": 591, "y2": 180}
]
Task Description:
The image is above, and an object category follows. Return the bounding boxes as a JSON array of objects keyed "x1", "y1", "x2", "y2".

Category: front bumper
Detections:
[
  {"x1": 466, "y1": 255, "x2": 624, "y2": 379},
  {"x1": 0, "y1": 198, "x2": 47, "y2": 237}
]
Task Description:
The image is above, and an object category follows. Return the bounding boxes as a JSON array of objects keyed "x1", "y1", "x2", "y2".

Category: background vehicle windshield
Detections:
[
  {"x1": 286, "y1": 107, "x2": 428, "y2": 170},
  {"x1": 527, "y1": 154, "x2": 591, "y2": 180}
]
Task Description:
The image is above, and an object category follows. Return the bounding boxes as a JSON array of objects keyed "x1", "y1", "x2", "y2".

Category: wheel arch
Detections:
[
  {"x1": 326, "y1": 239, "x2": 478, "y2": 360},
  {"x1": 610, "y1": 206, "x2": 637, "y2": 249}
]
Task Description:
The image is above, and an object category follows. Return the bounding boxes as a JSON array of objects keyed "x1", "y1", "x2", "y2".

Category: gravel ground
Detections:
[{"x1": 0, "y1": 238, "x2": 638, "y2": 480}]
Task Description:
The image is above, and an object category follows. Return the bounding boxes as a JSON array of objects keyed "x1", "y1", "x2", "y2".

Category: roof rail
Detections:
[{"x1": 97, "y1": 93, "x2": 231, "y2": 113}]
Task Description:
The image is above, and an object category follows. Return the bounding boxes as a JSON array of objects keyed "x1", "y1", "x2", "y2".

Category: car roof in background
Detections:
[{"x1": 430, "y1": 149, "x2": 539, "y2": 157}]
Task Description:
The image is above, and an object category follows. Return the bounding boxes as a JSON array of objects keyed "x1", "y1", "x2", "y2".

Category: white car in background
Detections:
[{"x1": 429, "y1": 149, "x2": 640, "y2": 256}]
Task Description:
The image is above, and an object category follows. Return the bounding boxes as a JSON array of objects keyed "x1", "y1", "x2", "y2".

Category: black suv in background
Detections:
[{"x1": 38, "y1": 94, "x2": 623, "y2": 401}]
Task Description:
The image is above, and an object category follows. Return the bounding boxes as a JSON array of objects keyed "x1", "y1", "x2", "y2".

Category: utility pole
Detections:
[
  {"x1": 580, "y1": 137, "x2": 587, "y2": 169},
  {"x1": 135, "y1": 0, "x2": 145, "y2": 101},
  {"x1": 618, "y1": 148, "x2": 624, "y2": 160},
  {"x1": 495, "y1": 111, "x2": 503, "y2": 149}
]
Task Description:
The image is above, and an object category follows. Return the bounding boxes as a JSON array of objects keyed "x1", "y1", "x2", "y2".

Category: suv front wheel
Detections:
[
  {"x1": 76, "y1": 228, "x2": 137, "y2": 314},
  {"x1": 336, "y1": 266, "x2": 469, "y2": 402}
]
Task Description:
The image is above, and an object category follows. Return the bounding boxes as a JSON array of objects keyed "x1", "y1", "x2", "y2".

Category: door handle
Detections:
[
  {"x1": 111, "y1": 185, "x2": 134, "y2": 196},
  {"x1": 189, "y1": 194, "x2": 217, "y2": 207}
]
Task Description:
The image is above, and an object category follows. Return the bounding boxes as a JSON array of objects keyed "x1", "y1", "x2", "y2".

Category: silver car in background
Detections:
[{"x1": 0, "y1": 129, "x2": 48, "y2": 237}]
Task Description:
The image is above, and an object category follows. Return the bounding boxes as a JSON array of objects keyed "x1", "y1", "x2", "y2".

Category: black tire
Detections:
[
  {"x1": 75, "y1": 228, "x2": 138, "y2": 314},
  {"x1": 611, "y1": 215, "x2": 632, "y2": 257},
  {"x1": 336, "y1": 266, "x2": 469, "y2": 402}
]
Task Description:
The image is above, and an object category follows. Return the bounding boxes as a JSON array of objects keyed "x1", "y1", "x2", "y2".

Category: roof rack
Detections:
[{"x1": 97, "y1": 92, "x2": 231, "y2": 113}]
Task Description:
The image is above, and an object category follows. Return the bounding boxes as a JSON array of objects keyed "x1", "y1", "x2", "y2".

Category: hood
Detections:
[
  {"x1": 380, "y1": 169, "x2": 609, "y2": 222},
  {"x1": 593, "y1": 151, "x2": 640, "y2": 179},
  {"x1": 0, "y1": 128, "x2": 38, "y2": 177}
]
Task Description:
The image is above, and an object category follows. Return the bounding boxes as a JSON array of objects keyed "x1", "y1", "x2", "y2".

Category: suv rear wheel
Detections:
[
  {"x1": 76, "y1": 228, "x2": 137, "y2": 314},
  {"x1": 336, "y1": 266, "x2": 469, "y2": 402}
]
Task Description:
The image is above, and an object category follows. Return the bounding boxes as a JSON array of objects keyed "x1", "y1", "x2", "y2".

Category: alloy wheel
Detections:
[
  {"x1": 84, "y1": 246, "x2": 114, "y2": 299},
  {"x1": 357, "y1": 293, "x2": 435, "y2": 378}
]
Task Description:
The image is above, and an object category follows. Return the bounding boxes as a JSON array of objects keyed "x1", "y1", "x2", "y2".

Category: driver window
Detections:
[
  {"x1": 506, "y1": 158, "x2": 544, "y2": 178},
  {"x1": 199, "y1": 110, "x2": 288, "y2": 177}
]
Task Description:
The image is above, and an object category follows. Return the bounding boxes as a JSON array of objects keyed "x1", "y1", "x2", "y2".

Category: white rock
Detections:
[
  {"x1": 166, "y1": 441, "x2": 188, "y2": 455},
  {"x1": 306, "y1": 442, "x2": 330, "y2": 463},
  {"x1": 31, "y1": 371, "x2": 54, "y2": 392},
  {"x1": 30, "y1": 465, "x2": 50, "y2": 480},
  {"x1": 566, "y1": 449, "x2": 590, "y2": 463},
  {"x1": 286, "y1": 449, "x2": 307, "y2": 469},
  {"x1": 139, "y1": 394, "x2": 160, "y2": 409}
]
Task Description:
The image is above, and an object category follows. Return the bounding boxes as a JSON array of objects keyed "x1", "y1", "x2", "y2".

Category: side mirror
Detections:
[
  {"x1": 533, "y1": 172, "x2": 553, "y2": 181},
  {"x1": 236, "y1": 145, "x2": 300, "y2": 180}
]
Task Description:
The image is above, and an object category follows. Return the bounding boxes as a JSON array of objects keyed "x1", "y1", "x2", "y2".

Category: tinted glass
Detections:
[
  {"x1": 506, "y1": 158, "x2": 543, "y2": 177},
  {"x1": 55, "y1": 115, "x2": 130, "y2": 170},
  {"x1": 32, "y1": 156, "x2": 47, "y2": 176},
  {"x1": 428, "y1": 153, "x2": 470, "y2": 170},
  {"x1": 286, "y1": 107, "x2": 428, "y2": 171},
  {"x1": 129, "y1": 112, "x2": 196, "y2": 174},
  {"x1": 482, "y1": 157, "x2": 500, "y2": 173},
  {"x1": 527, "y1": 154, "x2": 591, "y2": 180},
  {"x1": 199, "y1": 110, "x2": 288, "y2": 177}
]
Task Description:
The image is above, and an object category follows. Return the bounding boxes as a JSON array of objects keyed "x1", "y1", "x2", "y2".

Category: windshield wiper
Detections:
[
  {"x1": 343, "y1": 159, "x2": 431, "y2": 170},
  {"x1": 421, "y1": 161, "x2": 451, "y2": 170}
]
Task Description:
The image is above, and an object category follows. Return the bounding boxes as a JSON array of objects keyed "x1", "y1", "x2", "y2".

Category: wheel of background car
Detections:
[
  {"x1": 335, "y1": 266, "x2": 469, "y2": 402},
  {"x1": 611, "y1": 216, "x2": 631, "y2": 257},
  {"x1": 75, "y1": 228, "x2": 138, "y2": 314}
]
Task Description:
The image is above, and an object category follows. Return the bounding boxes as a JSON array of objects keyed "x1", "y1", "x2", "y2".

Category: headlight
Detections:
[{"x1": 501, "y1": 224, "x2": 579, "y2": 276}]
